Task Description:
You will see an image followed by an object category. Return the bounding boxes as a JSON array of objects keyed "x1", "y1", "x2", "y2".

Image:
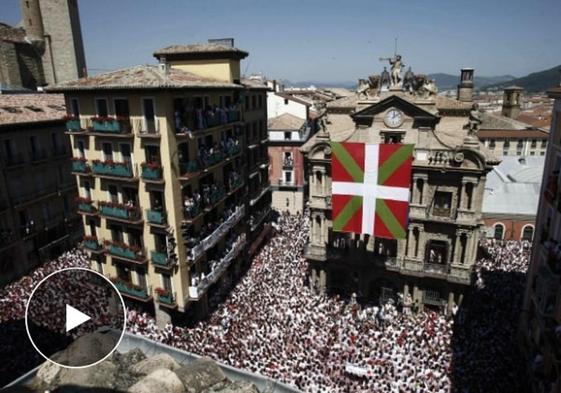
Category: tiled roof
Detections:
[
  {"x1": 480, "y1": 112, "x2": 529, "y2": 130},
  {"x1": 268, "y1": 113, "x2": 306, "y2": 130},
  {"x1": 326, "y1": 94, "x2": 358, "y2": 109},
  {"x1": 0, "y1": 93, "x2": 65, "y2": 126},
  {"x1": 153, "y1": 43, "x2": 248, "y2": 59},
  {"x1": 47, "y1": 65, "x2": 241, "y2": 91},
  {"x1": 0, "y1": 23, "x2": 27, "y2": 43},
  {"x1": 478, "y1": 129, "x2": 549, "y2": 139},
  {"x1": 434, "y1": 96, "x2": 473, "y2": 111},
  {"x1": 240, "y1": 78, "x2": 269, "y2": 90}
]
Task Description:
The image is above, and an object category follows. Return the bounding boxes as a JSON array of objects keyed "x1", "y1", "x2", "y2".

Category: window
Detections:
[
  {"x1": 531, "y1": 139, "x2": 537, "y2": 148},
  {"x1": 77, "y1": 140, "x2": 85, "y2": 158},
  {"x1": 102, "y1": 143, "x2": 113, "y2": 161},
  {"x1": 503, "y1": 151, "x2": 508, "y2": 156},
  {"x1": 489, "y1": 139, "x2": 496, "y2": 149},
  {"x1": 142, "y1": 98, "x2": 156, "y2": 132},
  {"x1": 530, "y1": 152, "x2": 535, "y2": 156},
  {"x1": 84, "y1": 180, "x2": 91, "y2": 199},
  {"x1": 117, "y1": 264, "x2": 131, "y2": 283},
  {"x1": 503, "y1": 140, "x2": 510, "y2": 149},
  {"x1": 426, "y1": 240, "x2": 447, "y2": 264},
  {"x1": 517, "y1": 139, "x2": 524, "y2": 148},
  {"x1": 284, "y1": 98, "x2": 289, "y2": 105},
  {"x1": 120, "y1": 144, "x2": 131, "y2": 164},
  {"x1": 284, "y1": 132, "x2": 291, "y2": 140},
  {"x1": 541, "y1": 140, "x2": 547, "y2": 148},
  {"x1": 137, "y1": 270, "x2": 147, "y2": 290},
  {"x1": 283, "y1": 152, "x2": 294, "y2": 167},
  {"x1": 433, "y1": 192, "x2": 452, "y2": 217},
  {"x1": 522, "y1": 225, "x2": 534, "y2": 241},
  {"x1": 384, "y1": 133, "x2": 402, "y2": 144},
  {"x1": 516, "y1": 151, "x2": 522, "y2": 156},
  {"x1": 114, "y1": 98, "x2": 130, "y2": 118},
  {"x1": 284, "y1": 171, "x2": 293, "y2": 183},
  {"x1": 493, "y1": 223, "x2": 504, "y2": 240},
  {"x1": 108, "y1": 185, "x2": 118, "y2": 203},
  {"x1": 70, "y1": 98, "x2": 80, "y2": 117},
  {"x1": 540, "y1": 152, "x2": 545, "y2": 156},
  {"x1": 162, "y1": 274, "x2": 172, "y2": 292},
  {"x1": 95, "y1": 98, "x2": 108, "y2": 117}
]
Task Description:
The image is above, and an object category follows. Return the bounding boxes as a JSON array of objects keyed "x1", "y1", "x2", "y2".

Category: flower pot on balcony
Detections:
[
  {"x1": 141, "y1": 165, "x2": 162, "y2": 180},
  {"x1": 72, "y1": 160, "x2": 88, "y2": 173},
  {"x1": 66, "y1": 119, "x2": 81, "y2": 131},
  {"x1": 91, "y1": 119, "x2": 122, "y2": 133},
  {"x1": 92, "y1": 161, "x2": 133, "y2": 177},
  {"x1": 151, "y1": 250, "x2": 168, "y2": 266}
]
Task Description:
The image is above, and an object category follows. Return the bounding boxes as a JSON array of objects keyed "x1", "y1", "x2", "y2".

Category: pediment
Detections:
[{"x1": 352, "y1": 95, "x2": 440, "y2": 127}]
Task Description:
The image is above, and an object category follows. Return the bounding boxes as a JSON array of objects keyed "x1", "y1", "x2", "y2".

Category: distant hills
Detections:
[
  {"x1": 427, "y1": 73, "x2": 516, "y2": 91},
  {"x1": 483, "y1": 65, "x2": 561, "y2": 93},
  {"x1": 278, "y1": 64, "x2": 561, "y2": 93}
]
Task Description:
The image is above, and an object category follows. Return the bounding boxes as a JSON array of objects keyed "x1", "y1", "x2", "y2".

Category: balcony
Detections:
[
  {"x1": 432, "y1": 206, "x2": 451, "y2": 218},
  {"x1": 183, "y1": 204, "x2": 202, "y2": 222},
  {"x1": 151, "y1": 250, "x2": 175, "y2": 269},
  {"x1": 155, "y1": 289, "x2": 176, "y2": 307},
  {"x1": 82, "y1": 236, "x2": 103, "y2": 253},
  {"x1": 71, "y1": 159, "x2": 91, "y2": 175},
  {"x1": 105, "y1": 240, "x2": 147, "y2": 263},
  {"x1": 189, "y1": 205, "x2": 245, "y2": 261},
  {"x1": 249, "y1": 184, "x2": 271, "y2": 206},
  {"x1": 179, "y1": 160, "x2": 200, "y2": 180},
  {"x1": 99, "y1": 202, "x2": 142, "y2": 224},
  {"x1": 194, "y1": 109, "x2": 241, "y2": 131},
  {"x1": 203, "y1": 187, "x2": 226, "y2": 211},
  {"x1": 76, "y1": 198, "x2": 97, "y2": 215},
  {"x1": 250, "y1": 206, "x2": 271, "y2": 232},
  {"x1": 140, "y1": 163, "x2": 163, "y2": 183},
  {"x1": 91, "y1": 160, "x2": 135, "y2": 180},
  {"x1": 90, "y1": 116, "x2": 132, "y2": 136},
  {"x1": 189, "y1": 235, "x2": 246, "y2": 300},
  {"x1": 111, "y1": 278, "x2": 151, "y2": 301},
  {"x1": 65, "y1": 118, "x2": 82, "y2": 132},
  {"x1": 424, "y1": 263, "x2": 450, "y2": 276},
  {"x1": 146, "y1": 209, "x2": 166, "y2": 226}
]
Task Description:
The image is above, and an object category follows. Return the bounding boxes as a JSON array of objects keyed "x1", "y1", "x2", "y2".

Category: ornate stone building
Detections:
[{"x1": 301, "y1": 60, "x2": 499, "y2": 311}]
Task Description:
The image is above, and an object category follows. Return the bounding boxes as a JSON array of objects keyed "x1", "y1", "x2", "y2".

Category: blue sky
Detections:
[{"x1": 3, "y1": 0, "x2": 560, "y2": 82}]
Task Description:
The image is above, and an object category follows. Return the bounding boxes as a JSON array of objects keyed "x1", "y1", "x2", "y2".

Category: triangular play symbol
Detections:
[{"x1": 66, "y1": 304, "x2": 91, "y2": 333}]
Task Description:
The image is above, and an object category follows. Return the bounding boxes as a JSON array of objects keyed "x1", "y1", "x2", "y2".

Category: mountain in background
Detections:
[
  {"x1": 427, "y1": 73, "x2": 516, "y2": 91},
  {"x1": 278, "y1": 79, "x2": 357, "y2": 90},
  {"x1": 483, "y1": 65, "x2": 561, "y2": 92}
]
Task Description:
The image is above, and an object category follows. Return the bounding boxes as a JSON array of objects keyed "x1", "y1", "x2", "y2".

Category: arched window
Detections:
[
  {"x1": 493, "y1": 223, "x2": 505, "y2": 240},
  {"x1": 521, "y1": 225, "x2": 534, "y2": 241}
]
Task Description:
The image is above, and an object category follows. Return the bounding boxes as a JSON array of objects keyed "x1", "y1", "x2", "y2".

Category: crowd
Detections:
[{"x1": 0, "y1": 217, "x2": 531, "y2": 392}]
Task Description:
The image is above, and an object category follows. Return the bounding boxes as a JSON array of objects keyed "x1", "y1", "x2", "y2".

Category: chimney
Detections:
[
  {"x1": 457, "y1": 68, "x2": 474, "y2": 102},
  {"x1": 158, "y1": 56, "x2": 169, "y2": 76},
  {"x1": 502, "y1": 86, "x2": 524, "y2": 119}
]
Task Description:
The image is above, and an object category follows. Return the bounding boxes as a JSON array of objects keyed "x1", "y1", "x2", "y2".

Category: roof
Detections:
[
  {"x1": 434, "y1": 96, "x2": 473, "y2": 112},
  {"x1": 47, "y1": 65, "x2": 241, "y2": 92},
  {"x1": 326, "y1": 94, "x2": 359, "y2": 109},
  {"x1": 240, "y1": 78, "x2": 269, "y2": 90},
  {"x1": 477, "y1": 129, "x2": 549, "y2": 139},
  {"x1": 268, "y1": 113, "x2": 306, "y2": 130},
  {"x1": 325, "y1": 87, "x2": 354, "y2": 98},
  {"x1": 153, "y1": 43, "x2": 248, "y2": 60},
  {"x1": 276, "y1": 93, "x2": 311, "y2": 107},
  {"x1": 0, "y1": 23, "x2": 26, "y2": 44},
  {"x1": 0, "y1": 93, "x2": 65, "y2": 127},
  {"x1": 483, "y1": 155, "x2": 543, "y2": 216},
  {"x1": 548, "y1": 86, "x2": 561, "y2": 97},
  {"x1": 480, "y1": 112, "x2": 530, "y2": 130}
]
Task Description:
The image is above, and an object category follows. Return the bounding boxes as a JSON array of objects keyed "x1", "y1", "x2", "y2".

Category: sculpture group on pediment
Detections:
[{"x1": 355, "y1": 54, "x2": 438, "y2": 99}]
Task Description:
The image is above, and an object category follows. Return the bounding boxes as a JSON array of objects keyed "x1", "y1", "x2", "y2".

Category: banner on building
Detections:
[{"x1": 331, "y1": 142, "x2": 413, "y2": 238}]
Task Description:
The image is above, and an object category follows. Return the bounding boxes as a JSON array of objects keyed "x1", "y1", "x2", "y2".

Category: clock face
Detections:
[{"x1": 384, "y1": 108, "x2": 404, "y2": 128}]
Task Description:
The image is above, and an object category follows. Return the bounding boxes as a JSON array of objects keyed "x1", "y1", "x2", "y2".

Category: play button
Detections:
[
  {"x1": 66, "y1": 305, "x2": 92, "y2": 333},
  {"x1": 25, "y1": 267, "x2": 126, "y2": 368}
]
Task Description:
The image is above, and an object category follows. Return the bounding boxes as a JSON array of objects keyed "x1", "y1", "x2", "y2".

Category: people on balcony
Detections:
[{"x1": 175, "y1": 104, "x2": 240, "y2": 133}]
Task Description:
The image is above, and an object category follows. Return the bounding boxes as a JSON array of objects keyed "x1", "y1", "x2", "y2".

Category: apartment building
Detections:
[
  {"x1": 0, "y1": 93, "x2": 79, "y2": 286},
  {"x1": 49, "y1": 40, "x2": 270, "y2": 324}
]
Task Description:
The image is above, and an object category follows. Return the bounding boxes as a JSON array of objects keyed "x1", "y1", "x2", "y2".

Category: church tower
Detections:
[{"x1": 20, "y1": 0, "x2": 87, "y2": 85}]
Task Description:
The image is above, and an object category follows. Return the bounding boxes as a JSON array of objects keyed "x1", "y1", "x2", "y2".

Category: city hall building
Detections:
[{"x1": 301, "y1": 65, "x2": 499, "y2": 311}]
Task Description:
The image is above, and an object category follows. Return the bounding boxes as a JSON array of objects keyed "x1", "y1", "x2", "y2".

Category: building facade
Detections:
[
  {"x1": 301, "y1": 64, "x2": 497, "y2": 311},
  {"x1": 268, "y1": 113, "x2": 312, "y2": 214},
  {"x1": 520, "y1": 84, "x2": 561, "y2": 393},
  {"x1": 0, "y1": 0, "x2": 86, "y2": 90},
  {"x1": 50, "y1": 41, "x2": 270, "y2": 324},
  {"x1": 0, "y1": 93, "x2": 80, "y2": 286}
]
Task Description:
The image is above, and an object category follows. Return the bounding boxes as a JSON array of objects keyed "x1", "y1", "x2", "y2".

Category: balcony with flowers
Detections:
[
  {"x1": 146, "y1": 209, "x2": 166, "y2": 226},
  {"x1": 140, "y1": 161, "x2": 163, "y2": 182},
  {"x1": 155, "y1": 287, "x2": 176, "y2": 306},
  {"x1": 91, "y1": 159, "x2": 134, "y2": 179},
  {"x1": 151, "y1": 249, "x2": 175, "y2": 269},
  {"x1": 104, "y1": 240, "x2": 147, "y2": 263},
  {"x1": 76, "y1": 197, "x2": 96, "y2": 215},
  {"x1": 98, "y1": 201, "x2": 142, "y2": 224},
  {"x1": 90, "y1": 115, "x2": 131, "y2": 135},
  {"x1": 82, "y1": 235, "x2": 103, "y2": 252},
  {"x1": 71, "y1": 157, "x2": 91, "y2": 175},
  {"x1": 64, "y1": 115, "x2": 82, "y2": 133},
  {"x1": 110, "y1": 277, "x2": 151, "y2": 300}
]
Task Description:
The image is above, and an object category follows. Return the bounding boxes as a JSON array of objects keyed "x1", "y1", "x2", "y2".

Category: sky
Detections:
[{"x1": 3, "y1": 0, "x2": 560, "y2": 83}]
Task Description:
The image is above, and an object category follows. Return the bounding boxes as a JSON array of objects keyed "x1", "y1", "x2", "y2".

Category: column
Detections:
[
  {"x1": 452, "y1": 231, "x2": 463, "y2": 264},
  {"x1": 464, "y1": 231, "x2": 476, "y2": 265},
  {"x1": 447, "y1": 292, "x2": 455, "y2": 316},
  {"x1": 319, "y1": 268, "x2": 327, "y2": 294},
  {"x1": 458, "y1": 182, "x2": 464, "y2": 210},
  {"x1": 418, "y1": 227, "x2": 426, "y2": 262}
]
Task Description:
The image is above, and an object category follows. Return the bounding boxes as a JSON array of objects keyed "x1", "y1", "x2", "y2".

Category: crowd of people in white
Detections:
[{"x1": 0, "y1": 216, "x2": 530, "y2": 392}]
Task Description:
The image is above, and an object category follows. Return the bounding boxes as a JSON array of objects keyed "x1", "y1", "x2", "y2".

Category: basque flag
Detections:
[{"x1": 331, "y1": 142, "x2": 413, "y2": 238}]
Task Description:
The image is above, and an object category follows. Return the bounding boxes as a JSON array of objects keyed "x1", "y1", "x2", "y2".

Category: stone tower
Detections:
[
  {"x1": 501, "y1": 86, "x2": 524, "y2": 119},
  {"x1": 457, "y1": 68, "x2": 474, "y2": 102},
  {"x1": 20, "y1": 0, "x2": 87, "y2": 85}
]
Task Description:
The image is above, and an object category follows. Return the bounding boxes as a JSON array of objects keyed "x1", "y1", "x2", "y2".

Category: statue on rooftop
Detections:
[
  {"x1": 464, "y1": 103, "x2": 482, "y2": 136},
  {"x1": 356, "y1": 75, "x2": 380, "y2": 99},
  {"x1": 402, "y1": 66, "x2": 415, "y2": 93},
  {"x1": 379, "y1": 55, "x2": 404, "y2": 88},
  {"x1": 380, "y1": 67, "x2": 391, "y2": 89}
]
